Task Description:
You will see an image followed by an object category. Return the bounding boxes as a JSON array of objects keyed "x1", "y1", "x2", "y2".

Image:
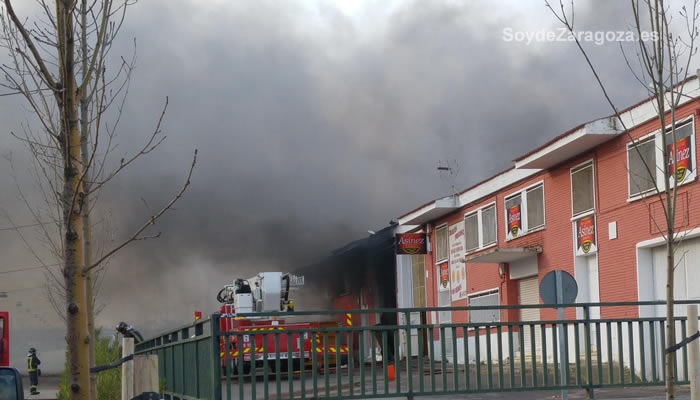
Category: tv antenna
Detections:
[{"x1": 437, "y1": 159, "x2": 460, "y2": 197}]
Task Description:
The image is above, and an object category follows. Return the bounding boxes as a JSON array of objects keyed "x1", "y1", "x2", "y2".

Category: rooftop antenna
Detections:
[{"x1": 437, "y1": 159, "x2": 460, "y2": 198}]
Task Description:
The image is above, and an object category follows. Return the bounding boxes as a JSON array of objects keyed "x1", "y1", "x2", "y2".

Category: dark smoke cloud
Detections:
[
  {"x1": 1, "y1": 0, "x2": 694, "y2": 371},
  {"x1": 94, "y1": 0, "x2": 647, "y2": 325}
]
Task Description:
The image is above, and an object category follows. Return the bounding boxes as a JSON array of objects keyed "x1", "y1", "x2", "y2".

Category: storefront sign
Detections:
[
  {"x1": 576, "y1": 215, "x2": 597, "y2": 256},
  {"x1": 449, "y1": 222, "x2": 467, "y2": 301},
  {"x1": 668, "y1": 136, "x2": 693, "y2": 183},
  {"x1": 395, "y1": 233, "x2": 427, "y2": 254},
  {"x1": 508, "y1": 204, "x2": 522, "y2": 239}
]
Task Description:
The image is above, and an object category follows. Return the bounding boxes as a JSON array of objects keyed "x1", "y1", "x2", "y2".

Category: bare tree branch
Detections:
[
  {"x1": 2, "y1": 0, "x2": 57, "y2": 91},
  {"x1": 86, "y1": 149, "x2": 197, "y2": 272}
]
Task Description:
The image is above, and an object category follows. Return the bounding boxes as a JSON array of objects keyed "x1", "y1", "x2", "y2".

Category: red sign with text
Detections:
[
  {"x1": 577, "y1": 216, "x2": 596, "y2": 255},
  {"x1": 668, "y1": 137, "x2": 692, "y2": 182},
  {"x1": 440, "y1": 263, "x2": 450, "y2": 290},
  {"x1": 508, "y1": 204, "x2": 522, "y2": 237},
  {"x1": 395, "y1": 233, "x2": 427, "y2": 254}
]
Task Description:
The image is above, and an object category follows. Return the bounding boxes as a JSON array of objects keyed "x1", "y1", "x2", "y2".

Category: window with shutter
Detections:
[
  {"x1": 628, "y1": 138, "x2": 657, "y2": 197},
  {"x1": 435, "y1": 225, "x2": 448, "y2": 262},
  {"x1": 469, "y1": 290, "x2": 500, "y2": 323},
  {"x1": 571, "y1": 162, "x2": 595, "y2": 216},
  {"x1": 504, "y1": 182, "x2": 545, "y2": 240},
  {"x1": 526, "y1": 185, "x2": 544, "y2": 230},
  {"x1": 464, "y1": 213, "x2": 479, "y2": 252},
  {"x1": 463, "y1": 202, "x2": 498, "y2": 252},
  {"x1": 482, "y1": 205, "x2": 497, "y2": 246}
]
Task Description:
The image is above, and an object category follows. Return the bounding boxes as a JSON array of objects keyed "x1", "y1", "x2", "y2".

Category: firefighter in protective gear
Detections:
[{"x1": 27, "y1": 347, "x2": 41, "y2": 395}]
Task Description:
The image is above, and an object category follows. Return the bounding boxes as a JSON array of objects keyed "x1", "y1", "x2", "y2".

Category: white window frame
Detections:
[
  {"x1": 435, "y1": 223, "x2": 449, "y2": 263},
  {"x1": 468, "y1": 288, "x2": 500, "y2": 324},
  {"x1": 626, "y1": 130, "x2": 661, "y2": 200},
  {"x1": 503, "y1": 181, "x2": 546, "y2": 241},
  {"x1": 464, "y1": 211, "x2": 480, "y2": 252},
  {"x1": 627, "y1": 115, "x2": 697, "y2": 201},
  {"x1": 570, "y1": 160, "x2": 596, "y2": 218},
  {"x1": 464, "y1": 202, "x2": 498, "y2": 253}
]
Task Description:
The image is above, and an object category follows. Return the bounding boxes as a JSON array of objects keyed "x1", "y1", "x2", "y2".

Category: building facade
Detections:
[{"x1": 396, "y1": 77, "x2": 700, "y2": 369}]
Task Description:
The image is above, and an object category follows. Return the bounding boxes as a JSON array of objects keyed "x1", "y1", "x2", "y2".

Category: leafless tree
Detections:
[
  {"x1": 546, "y1": 1, "x2": 698, "y2": 398},
  {"x1": 0, "y1": 1, "x2": 197, "y2": 399}
]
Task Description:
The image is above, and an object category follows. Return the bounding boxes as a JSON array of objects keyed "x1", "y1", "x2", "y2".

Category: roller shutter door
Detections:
[{"x1": 518, "y1": 276, "x2": 541, "y2": 356}]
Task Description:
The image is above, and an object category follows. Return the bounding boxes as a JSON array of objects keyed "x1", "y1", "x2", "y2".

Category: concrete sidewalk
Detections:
[
  {"x1": 231, "y1": 368, "x2": 692, "y2": 400},
  {"x1": 405, "y1": 386, "x2": 689, "y2": 399}
]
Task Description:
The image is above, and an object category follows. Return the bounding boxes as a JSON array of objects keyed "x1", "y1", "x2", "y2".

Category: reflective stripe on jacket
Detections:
[{"x1": 27, "y1": 354, "x2": 40, "y2": 372}]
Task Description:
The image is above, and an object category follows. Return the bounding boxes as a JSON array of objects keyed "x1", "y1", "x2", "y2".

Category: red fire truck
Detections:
[
  {"x1": 217, "y1": 273, "x2": 350, "y2": 374},
  {"x1": 0, "y1": 312, "x2": 9, "y2": 367}
]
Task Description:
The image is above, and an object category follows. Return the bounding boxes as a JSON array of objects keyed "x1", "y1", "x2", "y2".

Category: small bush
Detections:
[{"x1": 58, "y1": 330, "x2": 121, "y2": 400}]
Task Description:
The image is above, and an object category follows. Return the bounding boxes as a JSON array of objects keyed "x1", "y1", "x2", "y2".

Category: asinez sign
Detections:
[
  {"x1": 668, "y1": 136, "x2": 693, "y2": 183},
  {"x1": 439, "y1": 263, "x2": 450, "y2": 292},
  {"x1": 576, "y1": 215, "x2": 597, "y2": 256},
  {"x1": 507, "y1": 204, "x2": 522, "y2": 239},
  {"x1": 449, "y1": 222, "x2": 467, "y2": 301},
  {"x1": 395, "y1": 233, "x2": 427, "y2": 254}
]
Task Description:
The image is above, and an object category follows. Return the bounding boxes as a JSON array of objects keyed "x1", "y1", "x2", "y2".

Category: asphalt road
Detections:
[{"x1": 21, "y1": 375, "x2": 60, "y2": 400}]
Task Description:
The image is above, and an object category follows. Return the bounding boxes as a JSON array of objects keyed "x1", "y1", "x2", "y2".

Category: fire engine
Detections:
[
  {"x1": 0, "y1": 312, "x2": 9, "y2": 367},
  {"x1": 217, "y1": 272, "x2": 350, "y2": 374}
]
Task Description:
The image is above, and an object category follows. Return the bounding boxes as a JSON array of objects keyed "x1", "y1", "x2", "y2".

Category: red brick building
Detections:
[{"x1": 396, "y1": 77, "x2": 700, "y2": 365}]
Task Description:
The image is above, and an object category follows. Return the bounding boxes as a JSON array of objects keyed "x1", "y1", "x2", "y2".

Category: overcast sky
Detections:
[{"x1": 1, "y1": 0, "x2": 696, "y2": 371}]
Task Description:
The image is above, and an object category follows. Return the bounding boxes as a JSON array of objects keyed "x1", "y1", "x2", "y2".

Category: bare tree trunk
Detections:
[
  {"x1": 666, "y1": 239, "x2": 676, "y2": 399},
  {"x1": 58, "y1": 0, "x2": 91, "y2": 398},
  {"x1": 79, "y1": 0, "x2": 98, "y2": 397},
  {"x1": 1, "y1": 4, "x2": 196, "y2": 398},
  {"x1": 82, "y1": 137, "x2": 97, "y2": 400},
  {"x1": 81, "y1": 70, "x2": 97, "y2": 400}
]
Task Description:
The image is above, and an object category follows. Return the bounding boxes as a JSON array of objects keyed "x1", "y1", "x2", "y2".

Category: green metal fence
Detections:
[
  {"x1": 136, "y1": 317, "x2": 219, "y2": 400},
  {"x1": 137, "y1": 301, "x2": 700, "y2": 399}
]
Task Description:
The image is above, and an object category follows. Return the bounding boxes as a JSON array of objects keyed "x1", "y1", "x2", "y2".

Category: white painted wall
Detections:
[
  {"x1": 396, "y1": 254, "x2": 413, "y2": 359},
  {"x1": 635, "y1": 234, "x2": 700, "y2": 378},
  {"x1": 573, "y1": 253, "x2": 601, "y2": 320},
  {"x1": 509, "y1": 256, "x2": 538, "y2": 280},
  {"x1": 426, "y1": 321, "x2": 681, "y2": 384},
  {"x1": 432, "y1": 331, "x2": 514, "y2": 365}
]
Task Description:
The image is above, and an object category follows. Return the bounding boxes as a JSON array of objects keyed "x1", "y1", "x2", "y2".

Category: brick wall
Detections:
[{"x1": 420, "y1": 98, "x2": 700, "y2": 323}]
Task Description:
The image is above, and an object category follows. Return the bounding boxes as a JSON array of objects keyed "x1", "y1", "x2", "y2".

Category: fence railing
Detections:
[
  {"x1": 136, "y1": 301, "x2": 700, "y2": 400},
  {"x1": 136, "y1": 317, "x2": 218, "y2": 400}
]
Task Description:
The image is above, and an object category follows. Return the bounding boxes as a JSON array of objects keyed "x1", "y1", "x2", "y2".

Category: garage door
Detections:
[
  {"x1": 652, "y1": 236, "x2": 700, "y2": 312},
  {"x1": 649, "y1": 237, "x2": 700, "y2": 380},
  {"x1": 519, "y1": 276, "x2": 541, "y2": 356}
]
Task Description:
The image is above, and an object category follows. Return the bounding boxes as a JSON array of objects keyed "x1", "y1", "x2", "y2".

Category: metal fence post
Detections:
[
  {"x1": 210, "y1": 314, "x2": 222, "y2": 400},
  {"x1": 688, "y1": 305, "x2": 699, "y2": 400},
  {"x1": 555, "y1": 270, "x2": 568, "y2": 400},
  {"x1": 584, "y1": 305, "x2": 594, "y2": 399}
]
